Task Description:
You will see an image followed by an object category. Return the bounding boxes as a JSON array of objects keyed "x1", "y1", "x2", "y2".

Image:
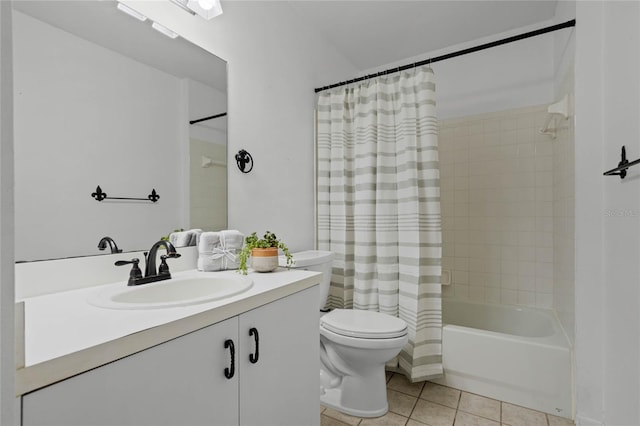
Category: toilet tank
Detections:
[{"x1": 280, "y1": 250, "x2": 333, "y2": 310}]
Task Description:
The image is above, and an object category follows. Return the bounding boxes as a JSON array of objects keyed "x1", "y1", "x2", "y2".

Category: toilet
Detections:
[{"x1": 282, "y1": 250, "x2": 408, "y2": 418}]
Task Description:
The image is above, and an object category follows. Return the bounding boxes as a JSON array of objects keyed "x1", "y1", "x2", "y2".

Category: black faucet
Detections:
[
  {"x1": 115, "y1": 240, "x2": 181, "y2": 286},
  {"x1": 98, "y1": 236, "x2": 122, "y2": 254},
  {"x1": 145, "y1": 240, "x2": 181, "y2": 278}
]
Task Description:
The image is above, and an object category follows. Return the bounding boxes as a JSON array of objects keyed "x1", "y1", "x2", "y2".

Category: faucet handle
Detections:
[
  {"x1": 115, "y1": 258, "x2": 139, "y2": 267},
  {"x1": 115, "y1": 258, "x2": 143, "y2": 285},
  {"x1": 158, "y1": 254, "x2": 180, "y2": 276}
]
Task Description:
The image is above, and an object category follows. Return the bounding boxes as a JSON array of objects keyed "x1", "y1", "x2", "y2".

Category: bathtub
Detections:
[{"x1": 431, "y1": 299, "x2": 573, "y2": 419}]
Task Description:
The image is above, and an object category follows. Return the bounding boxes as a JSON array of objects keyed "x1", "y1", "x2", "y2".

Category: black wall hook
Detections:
[{"x1": 235, "y1": 149, "x2": 254, "y2": 173}]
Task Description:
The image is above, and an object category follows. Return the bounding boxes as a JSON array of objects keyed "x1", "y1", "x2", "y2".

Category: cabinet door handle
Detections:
[
  {"x1": 224, "y1": 339, "x2": 235, "y2": 379},
  {"x1": 249, "y1": 327, "x2": 259, "y2": 364}
]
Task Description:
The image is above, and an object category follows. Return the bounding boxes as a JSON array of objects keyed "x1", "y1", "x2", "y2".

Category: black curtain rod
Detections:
[
  {"x1": 315, "y1": 19, "x2": 576, "y2": 93},
  {"x1": 189, "y1": 112, "x2": 227, "y2": 125}
]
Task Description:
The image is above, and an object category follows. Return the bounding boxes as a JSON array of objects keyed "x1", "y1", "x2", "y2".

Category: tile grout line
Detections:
[
  {"x1": 454, "y1": 388, "x2": 462, "y2": 424},
  {"x1": 390, "y1": 372, "x2": 422, "y2": 425}
]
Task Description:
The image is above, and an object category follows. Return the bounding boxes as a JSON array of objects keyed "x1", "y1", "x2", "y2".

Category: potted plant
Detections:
[{"x1": 238, "y1": 231, "x2": 293, "y2": 274}]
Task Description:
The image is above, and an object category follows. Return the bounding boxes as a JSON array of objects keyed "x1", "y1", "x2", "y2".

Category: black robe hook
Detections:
[{"x1": 235, "y1": 149, "x2": 253, "y2": 173}]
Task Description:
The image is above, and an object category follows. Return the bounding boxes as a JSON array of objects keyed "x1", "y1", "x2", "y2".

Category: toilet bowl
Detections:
[
  {"x1": 319, "y1": 308, "x2": 408, "y2": 417},
  {"x1": 283, "y1": 251, "x2": 409, "y2": 418}
]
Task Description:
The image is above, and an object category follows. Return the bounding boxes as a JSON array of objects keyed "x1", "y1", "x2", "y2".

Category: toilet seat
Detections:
[
  {"x1": 320, "y1": 325, "x2": 409, "y2": 350},
  {"x1": 320, "y1": 309, "x2": 407, "y2": 339}
]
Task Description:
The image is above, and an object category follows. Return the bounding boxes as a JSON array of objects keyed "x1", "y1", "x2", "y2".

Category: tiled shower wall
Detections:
[{"x1": 439, "y1": 105, "x2": 555, "y2": 309}]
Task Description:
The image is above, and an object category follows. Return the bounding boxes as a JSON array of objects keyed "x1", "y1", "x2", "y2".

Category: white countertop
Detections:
[{"x1": 16, "y1": 268, "x2": 321, "y2": 396}]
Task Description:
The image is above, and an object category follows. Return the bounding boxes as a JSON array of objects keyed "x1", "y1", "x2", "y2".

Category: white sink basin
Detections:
[{"x1": 89, "y1": 275, "x2": 253, "y2": 310}]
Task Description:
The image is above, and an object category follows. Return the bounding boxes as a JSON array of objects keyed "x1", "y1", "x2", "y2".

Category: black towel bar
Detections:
[
  {"x1": 91, "y1": 186, "x2": 160, "y2": 203},
  {"x1": 603, "y1": 146, "x2": 640, "y2": 179}
]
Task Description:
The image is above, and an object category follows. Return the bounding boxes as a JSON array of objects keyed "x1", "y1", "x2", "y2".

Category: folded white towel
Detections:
[
  {"x1": 220, "y1": 230, "x2": 244, "y2": 249},
  {"x1": 198, "y1": 232, "x2": 221, "y2": 271},
  {"x1": 198, "y1": 231, "x2": 220, "y2": 252},
  {"x1": 198, "y1": 230, "x2": 244, "y2": 271},
  {"x1": 170, "y1": 229, "x2": 203, "y2": 247},
  {"x1": 169, "y1": 231, "x2": 192, "y2": 247},
  {"x1": 219, "y1": 230, "x2": 243, "y2": 270}
]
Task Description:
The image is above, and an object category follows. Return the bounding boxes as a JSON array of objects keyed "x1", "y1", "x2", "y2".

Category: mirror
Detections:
[{"x1": 12, "y1": 0, "x2": 227, "y2": 262}]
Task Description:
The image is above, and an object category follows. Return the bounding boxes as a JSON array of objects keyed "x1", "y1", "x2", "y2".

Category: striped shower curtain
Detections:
[{"x1": 316, "y1": 66, "x2": 442, "y2": 381}]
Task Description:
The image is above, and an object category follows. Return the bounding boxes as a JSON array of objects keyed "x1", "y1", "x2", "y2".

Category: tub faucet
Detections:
[{"x1": 98, "y1": 236, "x2": 122, "y2": 254}]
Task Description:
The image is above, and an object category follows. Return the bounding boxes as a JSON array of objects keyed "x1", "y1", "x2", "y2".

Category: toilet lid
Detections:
[{"x1": 320, "y1": 309, "x2": 408, "y2": 339}]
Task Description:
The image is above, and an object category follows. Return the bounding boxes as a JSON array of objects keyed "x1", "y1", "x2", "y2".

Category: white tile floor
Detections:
[{"x1": 320, "y1": 373, "x2": 574, "y2": 426}]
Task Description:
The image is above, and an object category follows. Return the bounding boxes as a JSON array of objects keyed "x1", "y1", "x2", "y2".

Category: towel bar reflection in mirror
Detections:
[{"x1": 91, "y1": 186, "x2": 160, "y2": 203}]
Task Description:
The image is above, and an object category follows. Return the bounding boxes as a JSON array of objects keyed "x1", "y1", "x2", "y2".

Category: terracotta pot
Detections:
[{"x1": 251, "y1": 247, "x2": 279, "y2": 272}]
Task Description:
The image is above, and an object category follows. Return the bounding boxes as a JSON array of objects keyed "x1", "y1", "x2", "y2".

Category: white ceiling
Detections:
[
  {"x1": 14, "y1": 1, "x2": 558, "y2": 91},
  {"x1": 288, "y1": 0, "x2": 558, "y2": 71}
]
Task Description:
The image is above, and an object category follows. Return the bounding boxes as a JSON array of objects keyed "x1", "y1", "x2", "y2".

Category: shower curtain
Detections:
[{"x1": 316, "y1": 66, "x2": 442, "y2": 381}]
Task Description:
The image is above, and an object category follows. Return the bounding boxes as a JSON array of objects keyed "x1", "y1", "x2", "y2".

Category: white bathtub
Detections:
[{"x1": 432, "y1": 299, "x2": 573, "y2": 419}]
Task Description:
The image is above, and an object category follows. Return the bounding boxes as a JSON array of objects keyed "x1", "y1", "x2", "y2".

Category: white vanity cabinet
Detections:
[
  {"x1": 22, "y1": 316, "x2": 239, "y2": 426},
  {"x1": 22, "y1": 287, "x2": 319, "y2": 426},
  {"x1": 238, "y1": 286, "x2": 320, "y2": 425}
]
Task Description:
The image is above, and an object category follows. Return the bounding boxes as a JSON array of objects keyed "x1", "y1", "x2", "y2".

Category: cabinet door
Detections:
[
  {"x1": 239, "y1": 286, "x2": 320, "y2": 426},
  {"x1": 23, "y1": 317, "x2": 239, "y2": 426}
]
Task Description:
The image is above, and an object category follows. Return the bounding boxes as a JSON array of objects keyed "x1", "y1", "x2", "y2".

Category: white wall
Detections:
[
  {"x1": 574, "y1": 1, "x2": 640, "y2": 425},
  {"x1": 13, "y1": 11, "x2": 186, "y2": 261},
  {"x1": 553, "y1": 2, "x2": 576, "y2": 95},
  {"x1": 0, "y1": 2, "x2": 16, "y2": 424},
  {"x1": 361, "y1": 22, "x2": 556, "y2": 120},
  {"x1": 123, "y1": 1, "x2": 359, "y2": 253}
]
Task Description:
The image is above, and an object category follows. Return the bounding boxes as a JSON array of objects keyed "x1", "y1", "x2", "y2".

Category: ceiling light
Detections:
[
  {"x1": 187, "y1": 0, "x2": 223, "y2": 20},
  {"x1": 151, "y1": 22, "x2": 179, "y2": 39},
  {"x1": 116, "y1": 2, "x2": 147, "y2": 22}
]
